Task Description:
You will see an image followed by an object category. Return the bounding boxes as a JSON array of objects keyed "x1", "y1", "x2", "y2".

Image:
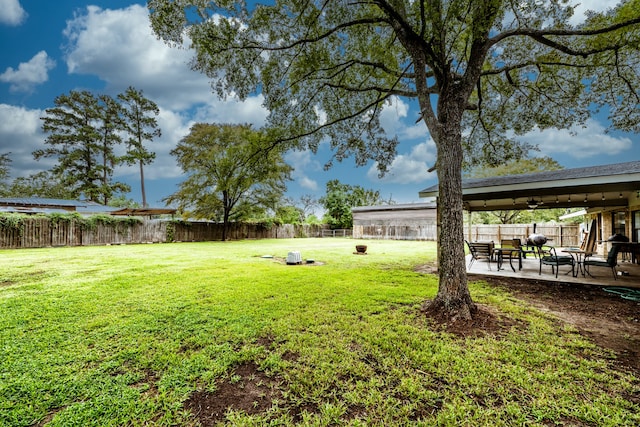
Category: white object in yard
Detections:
[{"x1": 286, "y1": 251, "x2": 302, "y2": 265}]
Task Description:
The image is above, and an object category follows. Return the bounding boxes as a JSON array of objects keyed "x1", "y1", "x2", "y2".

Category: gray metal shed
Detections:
[{"x1": 352, "y1": 202, "x2": 437, "y2": 240}]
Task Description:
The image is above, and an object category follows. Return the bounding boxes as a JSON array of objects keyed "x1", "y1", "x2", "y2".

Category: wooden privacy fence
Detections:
[
  {"x1": 469, "y1": 224, "x2": 580, "y2": 247},
  {"x1": 352, "y1": 223, "x2": 579, "y2": 245},
  {"x1": 353, "y1": 224, "x2": 438, "y2": 241},
  {"x1": 0, "y1": 217, "x2": 580, "y2": 248},
  {"x1": 0, "y1": 218, "x2": 328, "y2": 249}
]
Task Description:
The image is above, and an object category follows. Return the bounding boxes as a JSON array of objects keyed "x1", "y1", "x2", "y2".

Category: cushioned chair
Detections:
[
  {"x1": 466, "y1": 240, "x2": 493, "y2": 270},
  {"x1": 537, "y1": 246, "x2": 574, "y2": 278},
  {"x1": 584, "y1": 244, "x2": 621, "y2": 280}
]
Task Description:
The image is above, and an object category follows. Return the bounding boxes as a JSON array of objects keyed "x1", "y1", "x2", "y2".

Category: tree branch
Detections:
[{"x1": 489, "y1": 16, "x2": 640, "y2": 57}]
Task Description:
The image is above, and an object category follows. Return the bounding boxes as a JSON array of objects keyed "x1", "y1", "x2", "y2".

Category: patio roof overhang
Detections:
[{"x1": 418, "y1": 161, "x2": 640, "y2": 212}]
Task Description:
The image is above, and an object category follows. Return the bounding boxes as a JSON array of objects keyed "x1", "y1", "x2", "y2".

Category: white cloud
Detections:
[
  {"x1": 0, "y1": 102, "x2": 187, "y2": 184},
  {"x1": 0, "y1": 51, "x2": 55, "y2": 93},
  {"x1": 285, "y1": 150, "x2": 320, "y2": 191},
  {"x1": 367, "y1": 139, "x2": 436, "y2": 184},
  {"x1": 193, "y1": 95, "x2": 268, "y2": 127},
  {"x1": 0, "y1": 0, "x2": 26, "y2": 26},
  {"x1": 379, "y1": 96, "x2": 429, "y2": 141},
  {"x1": 62, "y1": 5, "x2": 267, "y2": 121},
  {"x1": 522, "y1": 119, "x2": 632, "y2": 159},
  {"x1": 63, "y1": 5, "x2": 210, "y2": 110},
  {"x1": 569, "y1": 0, "x2": 618, "y2": 25},
  {"x1": 58, "y1": 3, "x2": 271, "y2": 189},
  {"x1": 0, "y1": 104, "x2": 52, "y2": 177}
]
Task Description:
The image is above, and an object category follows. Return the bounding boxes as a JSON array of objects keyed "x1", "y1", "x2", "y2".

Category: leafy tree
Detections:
[
  {"x1": 165, "y1": 123, "x2": 293, "y2": 241},
  {"x1": 96, "y1": 94, "x2": 130, "y2": 205},
  {"x1": 107, "y1": 195, "x2": 142, "y2": 208},
  {"x1": 465, "y1": 157, "x2": 563, "y2": 180},
  {"x1": 118, "y1": 87, "x2": 161, "y2": 207},
  {"x1": 320, "y1": 180, "x2": 387, "y2": 229},
  {"x1": 321, "y1": 188, "x2": 352, "y2": 229},
  {"x1": 0, "y1": 153, "x2": 10, "y2": 197},
  {"x1": 467, "y1": 157, "x2": 564, "y2": 224},
  {"x1": 275, "y1": 204, "x2": 304, "y2": 224},
  {"x1": 35, "y1": 90, "x2": 129, "y2": 204},
  {"x1": 8, "y1": 171, "x2": 74, "y2": 199},
  {"x1": 298, "y1": 194, "x2": 320, "y2": 222},
  {"x1": 149, "y1": 1, "x2": 640, "y2": 321},
  {"x1": 304, "y1": 214, "x2": 322, "y2": 225}
]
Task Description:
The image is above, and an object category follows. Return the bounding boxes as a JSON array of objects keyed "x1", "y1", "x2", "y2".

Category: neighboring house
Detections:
[
  {"x1": 0, "y1": 198, "x2": 176, "y2": 217},
  {"x1": 352, "y1": 202, "x2": 437, "y2": 240},
  {"x1": 0, "y1": 197, "x2": 118, "y2": 215},
  {"x1": 419, "y1": 160, "x2": 640, "y2": 256}
]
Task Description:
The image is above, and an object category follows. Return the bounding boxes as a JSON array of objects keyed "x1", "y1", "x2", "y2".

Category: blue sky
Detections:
[{"x1": 0, "y1": 0, "x2": 637, "y2": 208}]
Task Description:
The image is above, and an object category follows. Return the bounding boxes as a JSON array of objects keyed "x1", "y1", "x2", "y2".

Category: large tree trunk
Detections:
[
  {"x1": 423, "y1": 104, "x2": 476, "y2": 321},
  {"x1": 139, "y1": 160, "x2": 147, "y2": 208},
  {"x1": 222, "y1": 191, "x2": 229, "y2": 242}
]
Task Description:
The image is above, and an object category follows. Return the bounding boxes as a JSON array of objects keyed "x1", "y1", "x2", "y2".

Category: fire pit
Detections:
[{"x1": 355, "y1": 245, "x2": 367, "y2": 254}]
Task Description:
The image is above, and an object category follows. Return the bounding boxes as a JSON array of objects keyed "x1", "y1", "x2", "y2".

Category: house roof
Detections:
[
  {"x1": 0, "y1": 197, "x2": 118, "y2": 214},
  {"x1": 110, "y1": 207, "x2": 176, "y2": 216},
  {"x1": 418, "y1": 160, "x2": 640, "y2": 211},
  {"x1": 352, "y1": 202, "x2": 436, "y2": 213},
  {"x1": 0, "y1": 198, "x2": 175, "y2": 216}
]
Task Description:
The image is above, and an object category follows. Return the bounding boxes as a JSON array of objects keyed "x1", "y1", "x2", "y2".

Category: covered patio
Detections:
[
  {"x1": 465, "y1": 251, "x2": 640, "y2": 290},
  {"x1": 420, "y1": 161, "x2": 640, "y2": 289}
]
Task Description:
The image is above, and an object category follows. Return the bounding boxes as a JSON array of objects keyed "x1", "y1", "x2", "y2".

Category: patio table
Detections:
[
  {"x1": 561, "y1": 247, "x2": 593, "y2": 277},
  {"x1": 493, "y1": 247, "x2": 521, "y2": 272}
]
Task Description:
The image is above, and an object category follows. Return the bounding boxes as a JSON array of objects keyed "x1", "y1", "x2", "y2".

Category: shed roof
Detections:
[{"x1": 352, "y1": 202, "x2": 436, "y2": 213}]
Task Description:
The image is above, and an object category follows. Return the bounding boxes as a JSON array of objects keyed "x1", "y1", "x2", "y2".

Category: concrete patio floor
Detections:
[{"x1": 466, "y1": 251, "x2": 640, "y2": 290}]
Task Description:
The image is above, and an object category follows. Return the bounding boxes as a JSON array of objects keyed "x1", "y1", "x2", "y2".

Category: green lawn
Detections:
[{"x1": 1, "y1": 239, "x2": 637, "y2": 426}]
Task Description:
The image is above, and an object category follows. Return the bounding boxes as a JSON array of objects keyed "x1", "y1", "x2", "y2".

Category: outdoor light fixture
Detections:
[
  {"x1": 620, "y1": 193, "x2": 623, "y2": 199},
  {"x1": 568, "y1": 195, "x2": 571, "y2": 203},
  {"x1": 584, "y1": 194, "x2": 588, "y2": 203},
  {"x1": 602, "y1": 193, "x2": 605, "y2": 201},
  {"x1": 527, "y1": 199, "x2": 539, "y2": 209},
  {"x1": 555, "y1": 196, "x2": 559, "y2": 204}
]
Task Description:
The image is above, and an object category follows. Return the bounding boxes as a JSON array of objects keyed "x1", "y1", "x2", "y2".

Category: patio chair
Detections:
[
  {"x1": 584, "y1": 244, "x2": 621, "y2": 280},
  {"x1": 499, "y1": 239, "x2": 522, "y2": 271},
  {"x1": 518, "y1": 238, "x2": 537, "y2": 259},
  {"x1": 466, "y1": 240, "x2": 493, "y2": 270},
  {"x1": 537, "y1": 246, "x2": 575, "y2": 278}
]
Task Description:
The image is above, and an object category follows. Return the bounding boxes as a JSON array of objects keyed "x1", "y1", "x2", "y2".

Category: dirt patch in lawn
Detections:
[
  {"x1": 415, "y1": 264, "x2": 639, "y2": 375},
  {"x1": 184, "y1": 270, "x2": 639, "y2": 424},
  {"x1": 470, "y1": 274, "x2": 640, "y2": 375},
  {"x1": 184, "y1": 361, "x2": 281, "y2": 425},
  {"x1": 265, "y1": 256, "x2": 326, "y2": 266}
]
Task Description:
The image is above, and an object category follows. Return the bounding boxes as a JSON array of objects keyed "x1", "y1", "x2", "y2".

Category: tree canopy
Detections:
[
  {"x1": 467, "y1": 157, "x2": 565, "y2": 224},
  {"x1": 320, "y1": 179, "x2": 390, "y2": 229},
  {"x1": 35, "y1": 90, "x2": 129, "y2": 204},
  {"x1": 165, "y1": 123, "x2": 293, "y2": 241},
  {"x1": 32, "y1": 88, "x2": 161, "y2": 205},
  {"x1": 149, "y1": 0, "x2": 640, "y2": 321},
  {"x1": 0, "y1": 153, "x2": 10, "y2": 197},
  {"x1": 118, "y1": 86, "x2": 161, "y2": 207}
]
